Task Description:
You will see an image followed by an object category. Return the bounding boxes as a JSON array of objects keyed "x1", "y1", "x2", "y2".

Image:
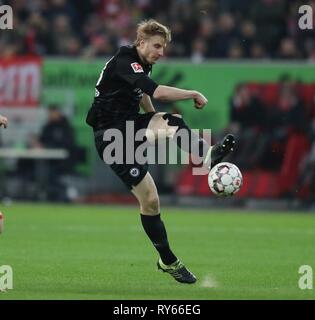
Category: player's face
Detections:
[{"x1": 139, "y1": 35, "x2": 166, "y2": 64}]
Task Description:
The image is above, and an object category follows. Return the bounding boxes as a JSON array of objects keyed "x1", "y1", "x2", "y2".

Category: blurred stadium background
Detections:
[
  {"x1": 1, "y1": 0, "x2": 315, "y2": 209},
  {"x1": 1, "y1": 0, "x2": 315, "y2": 300}
]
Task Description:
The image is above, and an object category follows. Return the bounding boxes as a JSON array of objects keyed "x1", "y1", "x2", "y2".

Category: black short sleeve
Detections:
[{"x1": 135, "y1": 77, "x2": 158, "y2": 97}]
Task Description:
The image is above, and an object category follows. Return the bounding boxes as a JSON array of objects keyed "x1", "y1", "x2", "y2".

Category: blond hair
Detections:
[{"x1": 134, "y1": 19, "x2": 171, "y2": 46}]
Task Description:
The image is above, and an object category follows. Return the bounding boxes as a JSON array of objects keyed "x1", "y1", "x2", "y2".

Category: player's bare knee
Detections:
[
  {"x1": 149, "y1": 195, "x2": 160, "y2": 212},
  {"x1": 146, "y1": 112, "x2": 180, "y2": 142},
  {"x1": 142, "y1": 194, "x2": 160, "y2": 214}
]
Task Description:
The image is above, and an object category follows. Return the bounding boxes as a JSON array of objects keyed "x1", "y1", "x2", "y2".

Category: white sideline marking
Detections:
[{"x1": 200, "y1": 274, "x2": 219, "y2": 288}]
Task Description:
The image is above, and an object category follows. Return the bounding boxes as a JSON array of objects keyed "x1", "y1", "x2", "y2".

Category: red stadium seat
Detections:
[
  {"x1": 262, "y1": 84, "x2": 279, "y2": 106},
  {"x1": 176, "y1": 164, "x2": 197, "y2": 195},
  {"x1": 278, "y1": 133, "x2": 310, "y2": 194},
  {"x1": 235, "y1": 170, "x2": 256, "y2": 198},
  {"x1": 252, "y1": 171, "x2": 281, "y2": 198},
  {"x1": 195, "y1": 174, "x2": 211, "y2": 196}
]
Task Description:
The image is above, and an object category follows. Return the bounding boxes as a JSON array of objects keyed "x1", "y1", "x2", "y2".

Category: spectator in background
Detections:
[
  {"x1": 305, "y1": 39, "x2": 315, "y2": 62},
  {"x1": 40, "y1": 105, "x2": 76, "y2": 168},
  {"x1": 217, "y1": 0, "x2": 251, "y2": 14},
  {"x1": 197, "y1": 16, "x2": 216, "y2": 58},
  {"x1": 227, "y1": 40, "x2": 244, "y2": 59},
  {"x1": 24, "y1": 12, "x2": 51, "y2": 55},
  {"x1": 261, "y1": 84, "x2": 308, "y2": 169},
  {"x1": 1, "y1": 0, "x2": 314, "y2": 59},
  {"x1": 82, "y1": 33, "x2": 113, "y2": 58},
  {"x1": 249, "y1": 0, "x2": 288, "y2": 55},
  {"x1": 277, "y1": 38, "x2": 301, "y2": 59},
  {"x1": 267, "y1": 84, "x2": 307, "y2": 135},
  {"x1": 0, "y1": 14, "x2": 26, "y2": 57},
  {"x1": 294, "y1": 90, "x2": 315, "y2": 202},
  {"x1": 15, "y1": 105, "x2": 81, "y2": 201},
  {"x1": 191, "y1": 38, "x2": 207, "y2": 63},
  {"x1": 294, "y1": 137, "x2": 315, "y2": 203},
  {"x1": 50, "y1": 15, "x2": 77, "y2": 55},
  {"x1": 48, "y1": 0, "x2": 78, "y2": 26},
  {"x1": 224, "y1": 83, "x2": 266, "y2": 169},
  {"x1": 239, "y1": 20, "x2": 256, "y2": 58},
  {"x1": 250, "y1": 42, "x2": 269, "y2": 60},
  {"x1": 167, "y1": 20, "x2": 190, "y2": 57},
  {"x1": 39, "y1": 105, "x2": 78, "y2": 200},
  {"x1": 213, "y1": 12, "x2": 238, "y2": 58},
  {"x1": 64, "y1": 36, "x2": 82, "y2": 56}
]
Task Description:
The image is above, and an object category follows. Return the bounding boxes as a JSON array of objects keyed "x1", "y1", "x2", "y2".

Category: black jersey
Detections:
[{"x1": 86, "y1": 45, "x2": 159, "y2": 130}]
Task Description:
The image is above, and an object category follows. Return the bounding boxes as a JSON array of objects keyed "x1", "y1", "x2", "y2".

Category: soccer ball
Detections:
[{"x1": 208, "y1": 162, "x2": 243, "y2": 196}]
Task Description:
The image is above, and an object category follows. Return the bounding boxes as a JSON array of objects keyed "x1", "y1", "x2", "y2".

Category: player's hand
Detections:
[
  {"x1": 0, "y1": 115, "x2": 8, "y2": 128},
  {"x1": 193, "y1": 91, "x2": 208, "y2": 109}
]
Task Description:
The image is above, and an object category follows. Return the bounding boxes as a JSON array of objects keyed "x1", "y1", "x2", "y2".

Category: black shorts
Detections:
[{"x1": 94, "y1": 112, "x2": 156, "y2": 189}]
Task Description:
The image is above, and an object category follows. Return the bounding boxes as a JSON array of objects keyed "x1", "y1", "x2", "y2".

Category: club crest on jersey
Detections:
[
  {"x1": 130, "y1": 168, "x2": 140, "y2": 177},
  {"x1": 131, "y1": 62, "x2": 144, "y2": 73}
]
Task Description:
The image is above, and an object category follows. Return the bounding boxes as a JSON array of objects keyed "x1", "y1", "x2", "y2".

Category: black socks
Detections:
[{"x1": 140, "y1": 214, "x2": 177, "y2": 265}]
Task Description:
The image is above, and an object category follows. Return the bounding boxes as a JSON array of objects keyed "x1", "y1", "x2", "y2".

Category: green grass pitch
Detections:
[{"x1": 0, "y1": 203, "x2": 314, "y2": 300}]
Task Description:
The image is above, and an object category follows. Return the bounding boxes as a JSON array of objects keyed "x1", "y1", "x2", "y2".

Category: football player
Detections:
[{"x1": 86, "y1": 19, "x2": 235, "y2": 283}]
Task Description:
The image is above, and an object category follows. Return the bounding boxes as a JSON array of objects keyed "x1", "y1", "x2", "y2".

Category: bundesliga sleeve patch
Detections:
[{"x1": 131, "y1": 62, "x2": 144, "y2": 73}]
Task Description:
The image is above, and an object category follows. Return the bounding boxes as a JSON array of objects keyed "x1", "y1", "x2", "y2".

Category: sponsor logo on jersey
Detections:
[{"x1": 131, "y1": 62, "x2": 144, "y2": 73}]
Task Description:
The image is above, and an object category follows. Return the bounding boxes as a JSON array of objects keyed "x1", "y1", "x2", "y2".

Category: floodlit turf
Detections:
[{"x1": 0, "y1": 203, "x2": 315, "y2": 300}]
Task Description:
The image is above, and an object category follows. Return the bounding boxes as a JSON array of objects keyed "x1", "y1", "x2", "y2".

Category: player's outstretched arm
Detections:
[
  {"x1": 153, "y1": 85, "x2": 208, "y2": 109},
  {"x1": 0, "y1": 115, "x2": 8, "y2": 128}
]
